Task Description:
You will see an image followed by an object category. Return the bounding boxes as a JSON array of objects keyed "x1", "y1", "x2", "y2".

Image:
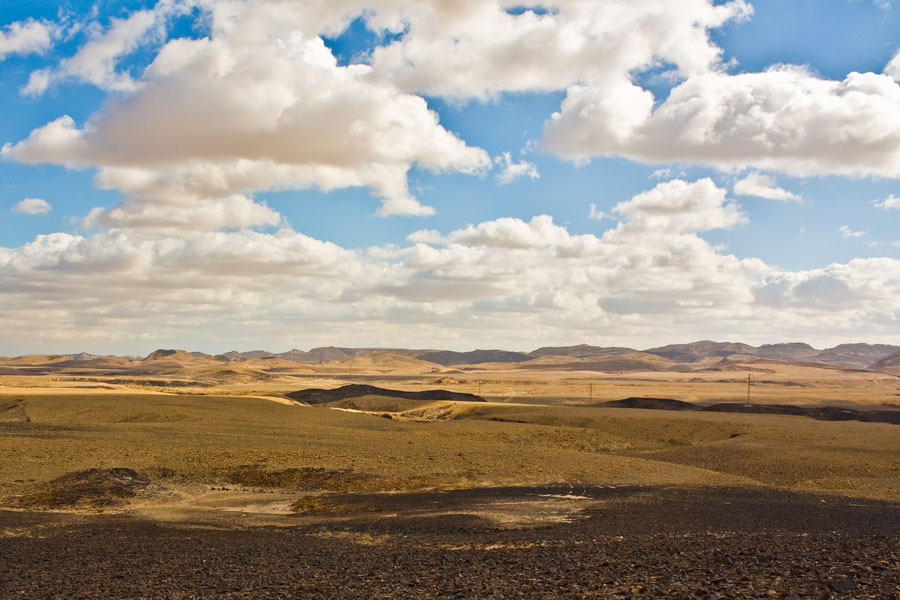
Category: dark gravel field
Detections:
[{"x1": 1, "y1": 486, "x2": 899, "y2": 599}]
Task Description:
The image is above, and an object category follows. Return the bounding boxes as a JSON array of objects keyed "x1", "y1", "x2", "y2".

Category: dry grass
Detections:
[
  {"x1": 1, "y1": 354, "x2": 898, "y2": 522},
  {"x1": 3, "y1": 350, "x2": 899, "y2": 407},
  {"x1": 2, "y1": 384, "x2": 899, "y2": 519}
]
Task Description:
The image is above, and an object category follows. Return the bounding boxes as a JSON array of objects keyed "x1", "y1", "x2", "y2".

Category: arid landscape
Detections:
[
  {"x1": 5, "y1": 0, "x2": 900, "y2": 597},
  {"x1": 2, "y1": 341, "x2": 899, "y2": 598}
]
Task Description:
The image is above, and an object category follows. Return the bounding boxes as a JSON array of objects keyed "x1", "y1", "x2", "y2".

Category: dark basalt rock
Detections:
[
  {"x1": 2, "y1": 486, "x2": 899, "y2": 599},
  {"x1": 285, "y1": 383, "x2": 485, "y2": 405},
  {"x1": 17, "y1": 468, "x2": 150, "y2": 509},
  {"x1": 604, "y1": 397, "x2": 699, "y2": 411},
  {"x1": 599, "y1": 398, "x2": 900, "y2": 426}
]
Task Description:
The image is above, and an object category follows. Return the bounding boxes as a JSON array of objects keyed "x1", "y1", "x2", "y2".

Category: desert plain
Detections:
[{"x1": 1, "y1": 342, "x2": 899, "y2": 598}]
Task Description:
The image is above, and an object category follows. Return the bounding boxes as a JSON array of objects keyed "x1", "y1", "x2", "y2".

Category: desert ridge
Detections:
[
  {"x1": 1, "y1": 340, "x2": 898, "y2": 407},
  {"x1": 5, "y1": 338, "x2": 899, "y2": 370}
]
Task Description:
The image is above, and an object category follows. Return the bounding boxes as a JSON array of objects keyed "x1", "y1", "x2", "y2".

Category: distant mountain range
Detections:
[
  {"x1": 640, "y1": 341, "x2": 900, "y2": 369},
  {"x1": 209, "y1": 346, "x2": 422, "y2": 364},
  {"x1": 8, "y1": 340, "x2": 900, "y2": 373},
  {"x1": 413, "y1": 341, "x2": 900, "y2": 370}
]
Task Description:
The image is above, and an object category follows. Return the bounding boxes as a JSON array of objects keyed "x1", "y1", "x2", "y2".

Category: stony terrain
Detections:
[{"x1": 1, "y1": 486, "x2": 898, "y2": 599}]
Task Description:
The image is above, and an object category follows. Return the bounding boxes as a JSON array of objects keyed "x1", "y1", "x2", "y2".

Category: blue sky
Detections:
[{"x1": 0, "y1": 0, "x2": 899, "y2": 354}]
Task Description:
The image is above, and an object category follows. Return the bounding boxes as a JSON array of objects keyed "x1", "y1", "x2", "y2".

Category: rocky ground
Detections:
[{"x1": 1, "y1": 486, "x2": 899, "y2": 599}]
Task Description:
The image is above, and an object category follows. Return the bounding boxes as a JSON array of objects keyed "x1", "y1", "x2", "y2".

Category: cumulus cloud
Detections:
[
  {"x1": 0, "y1": 18, "x2": 55, "y2": 60},
  {"x1": 366, "y1": 0, "x2": 900, "y2": 179},
  {"x1": 4, "y1": 0, "x2": 490, "y2": 223},
  {"x1": 444, "y1": 215, "x2": 581, "y2": 249},
  {"x1": 11, "y1": 198, "x2": 52, "y2": 215},
  {"x1": 3, "y1": 2, "x2": 900, "y2": 351},
  {"x1": 369, "y1": 0, "x2": 751, "y2": 99},
  {"x1": 612, "y1": 178, "x2": 745, "y2": 232},
  {"x1": 1, "y1": 177, "x2": 898, "y2": 350},
  {"x1": 733, "y1": 172, "x2": 801, "y2": 201},
  {"x1": 755, "y1": 258, "x2": 900, "y2": 313},
  {"x1": 495, "y1": 152, "x2": 539, "y2": 184},
  {"x1": 544, "y1": 67, "x2": 900, "y2": 178},
  {"x1": 394, "y1": 181, "x2": 897, "y2": 345},
  {"x1": 875, "y1": 194, "x2": 900, "y2": 209},
  {"x1": 405, "y1": 229, "x2": 442, "y2": 244},
  {"x1": 82, "y1": 194, "x2": 282, "y2": 233},
  {"x1": 7, "y1": 0, "x2": 900, "y2": 232}
]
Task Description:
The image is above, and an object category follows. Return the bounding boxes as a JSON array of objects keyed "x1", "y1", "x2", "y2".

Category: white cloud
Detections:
[
  {"x1": 369, "y1": 0, "x2": 752, "y2": 99},
  {"x1": 11, "y1": 198, "x2": 52, "y2": 215},
  {"x1": 3, "y1": 2, "x2": 900, "y2": 352},
  {"x1": 444, "y1": 215, "x2": 581, "y2": 249},
  {"x1": 4, "y1": 1, "x2": 490, "y2": 223},
  {"x1": 51, "y1": 9, "x2": 158, "y2": 92},
  {"x1": 21, "y1": 68, "x2": 53, "y2": 96},
  {"x1": 405, "y1": 229, "x2": 442, "y2": 244},
  {"x1": 407, "y1": 215, "x2": 600, "y2": 257},
  {"x1": 0, "y1": 18, "x2": 55, "y2": 60},
  {"x1": 361, "y1": 0, "x2": 900, "y2": 180},
  {"x1": 22, "y1": 3, "x2": 183, "y2": 96},
  {"x1": 544, "y1": 67, "x2": 900, "y2": 178},
  {"x1": 82, "y1": 194, "x2": 281, "y2": 233},
  {"x1": 839, "y1": 225, "x2": 868, "y2": 239},
  {"x1": 8, "y1": 0, "x2": 900, "y2": 233},
  {"x1": 495, "y1": 152, "x2": 539, "y2": 184},
  {"x1": 733, "y1": 172, "x2": 801, "y2": 202},
  {"x1": 875, "y1": 194, "x2": 900, "y2": 209},
  {"x1": 1, "y1": 177, "x2": 899, "y2": 351},
  {"x1": 612, "y1": 178, "x2": 746, "y2": 232},
  {"x1": 588, "y1": 203, "x2": 609, "y2": 220},
  {"x1": 887, "y1": 46, "x2": 900, "y2": 82},
  {"x1": 755, "y1": 258, "x2": 900, "y2": 313}
]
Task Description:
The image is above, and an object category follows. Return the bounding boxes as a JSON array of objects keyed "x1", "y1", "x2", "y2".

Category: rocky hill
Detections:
[
  {"x1": 643, "y1": 340, "x2": 900, "y2": 368},
  {"x1": 528, "y1": 344, "x2": 635, "y2": 359},
  {"x1": 415, "y1": 349, "x2": 532, "y2": 366}
]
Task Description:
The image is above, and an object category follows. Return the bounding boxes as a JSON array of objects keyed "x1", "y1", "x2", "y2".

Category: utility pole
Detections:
[
  {"x1": 746, "y1": 373, "x2": 751, "y2": 403},
  {"x1": 589, "y1": 382, "x2": 593, "y2": 401}
]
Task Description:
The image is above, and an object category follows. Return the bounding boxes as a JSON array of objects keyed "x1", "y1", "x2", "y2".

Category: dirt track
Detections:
[{"x1": 2, "y1": 486, "x2": 899, "y2": 599}]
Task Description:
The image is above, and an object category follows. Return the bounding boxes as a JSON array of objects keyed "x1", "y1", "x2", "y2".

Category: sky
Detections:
[{"x1": 0, "y1": 0, "x2": 899, "y2": 355}]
